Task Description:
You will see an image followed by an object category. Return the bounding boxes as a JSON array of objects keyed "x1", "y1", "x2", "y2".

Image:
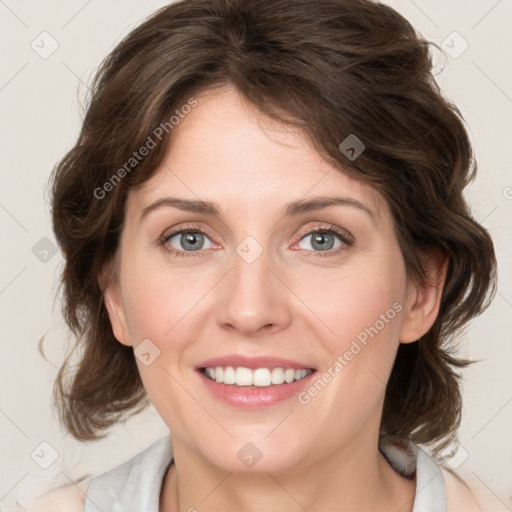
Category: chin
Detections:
[{"x1": 195, "y1": 433, "x2": 308, "y2": 475}]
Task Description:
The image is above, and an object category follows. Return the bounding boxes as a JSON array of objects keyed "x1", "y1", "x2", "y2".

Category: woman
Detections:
[{"x1": 38, "y1": 0, "x2": 497, "y2": 510}]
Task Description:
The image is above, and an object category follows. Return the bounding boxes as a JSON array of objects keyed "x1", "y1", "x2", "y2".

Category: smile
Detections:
[
  {"x1": 201, "y1": 366, "x2": 314, "y2": 387},
  {"x1": 196, "y1": 366, "x2": 318, "y2": 409}
]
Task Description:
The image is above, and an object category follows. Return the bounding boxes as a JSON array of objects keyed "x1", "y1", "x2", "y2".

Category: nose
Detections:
[{"x1": 215, "y1": 242, "x2": 292, "y2": 338}]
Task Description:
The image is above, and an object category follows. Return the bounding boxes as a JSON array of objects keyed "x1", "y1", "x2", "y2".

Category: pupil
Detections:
[
  {"x1": 183, "y1": 233, "x2": 202, "y2": 250},
  {"x1": 312, "y1": 233, "x2": 333, "y2": 251}
]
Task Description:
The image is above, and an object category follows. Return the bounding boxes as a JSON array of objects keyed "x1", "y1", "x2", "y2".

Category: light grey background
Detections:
[{"x1": 1, "y1": 0, "x2": 511, "y2": 510}]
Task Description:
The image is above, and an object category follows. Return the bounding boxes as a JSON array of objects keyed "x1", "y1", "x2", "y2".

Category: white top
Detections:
[{"x1": 83, "y1": 435, "x2": 447, "y2": 512}]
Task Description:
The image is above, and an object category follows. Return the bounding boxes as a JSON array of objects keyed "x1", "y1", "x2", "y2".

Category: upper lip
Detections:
[{"x1": 195, "y1": 354, "x2": 316, "y2": 370}]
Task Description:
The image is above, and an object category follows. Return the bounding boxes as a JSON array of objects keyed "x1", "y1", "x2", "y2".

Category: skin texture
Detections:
[{"x1": 103, "y1": 84, "x2": 447, "y2": 512}]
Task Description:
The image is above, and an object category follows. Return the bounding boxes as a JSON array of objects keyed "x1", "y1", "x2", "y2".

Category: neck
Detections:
[{"x1": 160, "y1": 432, "x2": 416, "y2": 512}]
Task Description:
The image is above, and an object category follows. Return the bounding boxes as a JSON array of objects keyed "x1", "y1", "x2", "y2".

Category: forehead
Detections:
[{"x1": 126, "y1": 85, "x2": 388, "y2": 223}]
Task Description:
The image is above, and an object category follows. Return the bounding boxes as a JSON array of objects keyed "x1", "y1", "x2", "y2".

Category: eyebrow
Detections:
[{"x1": 140, "y1": 195, "x2": 375, "y2": 221}]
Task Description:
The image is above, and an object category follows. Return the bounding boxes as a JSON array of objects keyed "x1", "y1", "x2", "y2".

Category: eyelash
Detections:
[{"x1": 159, "y1": 224, "x2": 354, "y2": 258}]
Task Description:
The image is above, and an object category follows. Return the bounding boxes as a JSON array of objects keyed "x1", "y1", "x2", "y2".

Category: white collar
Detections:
[{"x1": 85, "y1": 435, "x2": 447, "y2": 512}]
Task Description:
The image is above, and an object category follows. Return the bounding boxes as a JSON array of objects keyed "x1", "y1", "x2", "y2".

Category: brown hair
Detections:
[{"x1": 49, "y1": 0, "x2": 497, "y2": 453}]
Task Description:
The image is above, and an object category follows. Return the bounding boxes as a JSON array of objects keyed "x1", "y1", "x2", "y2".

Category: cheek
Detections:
[
  {"x1": 119, "y1": 259, "x2": 206, "y2": 425},
  {"x1": 122, "y1": 240, "x2": 406, "y2": 366},
  {"x1": 294, "y1": 256, "x2": 406, "y2": 408},
  {"x1": 300, "y1": 257, "x2": 405, "y2": 350},
  {"x1": 120, "y1": 253, "x2": 208, "y2": 345}
]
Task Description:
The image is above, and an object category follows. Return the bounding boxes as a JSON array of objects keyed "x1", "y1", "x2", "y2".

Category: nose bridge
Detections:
[{"x1": 216, "y1": 233, "x2": 290, "y2": 335}]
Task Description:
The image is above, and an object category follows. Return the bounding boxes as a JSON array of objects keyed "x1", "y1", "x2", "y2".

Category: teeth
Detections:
[
  {"x1": 202, "y1": 366, "x2": 313, "y2": 387},
  {"x1": 236, "y1": 367, "x2": 253, "y2": 386},
  {"x1": 223, "y1": 366, "x2": 236, "y2": 384},
  {"x1": 284, "y1": 368, "x2": 296, "y2": 383}
]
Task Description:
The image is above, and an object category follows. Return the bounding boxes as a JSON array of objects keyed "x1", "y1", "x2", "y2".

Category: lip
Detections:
[
  {"x1": 195, "y1": 354, "x2": 316, "y2": 370},
  {"x1": 196, "y1": 368, "x2": 317, "y2": 409}
]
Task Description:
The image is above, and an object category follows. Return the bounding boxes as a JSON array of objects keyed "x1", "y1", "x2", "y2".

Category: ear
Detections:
[
  {"x1": 400, "y1": 249, "x2": 449, "y2": 343},
  {"x1": 100, "y1": 263, "x2": 132, "y2": 347}
]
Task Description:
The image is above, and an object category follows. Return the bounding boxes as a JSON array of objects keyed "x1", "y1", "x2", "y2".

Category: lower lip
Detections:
[{"x1": 196, "y1": 369, "x2": 316, "y2": 409}]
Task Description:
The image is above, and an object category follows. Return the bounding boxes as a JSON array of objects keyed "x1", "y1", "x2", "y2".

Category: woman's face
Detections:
[{"x1": 105, "y1": 84, "x2": 438, "y2": 473}]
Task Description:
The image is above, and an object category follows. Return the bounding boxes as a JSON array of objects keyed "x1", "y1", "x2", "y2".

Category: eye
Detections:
[
  {"x1": 293, "y1": 225, "x2": 353, "y2": 256},
  {"x1": 161, "y1": 228, "x2": 214, "y2": 257},
  {"x1": 159, "y1": 224, "x2": 353, "y2": 258}
]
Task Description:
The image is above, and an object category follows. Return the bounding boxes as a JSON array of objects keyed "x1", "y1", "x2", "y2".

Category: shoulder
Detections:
[
  {"x1": 442, "y1": 467, "x2": 503, "y2": 512},
  {"x1": 27, "y1": 436, "x2": 173, "y2": 512},
  {"x1": 380, "y1": 436, "x2": 499, "y2": 512},
  {"x1": 443, "y1": 467, "x2": 482, "y2": 511},
  {"x1": 27, "y1": 476, "x2": 92, "y2": 512}
]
